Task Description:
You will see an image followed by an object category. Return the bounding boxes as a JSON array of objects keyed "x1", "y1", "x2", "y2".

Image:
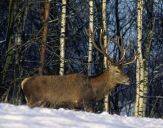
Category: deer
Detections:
[{"x1": 21, "y1": 30, "x2": 136, "y2": 111}]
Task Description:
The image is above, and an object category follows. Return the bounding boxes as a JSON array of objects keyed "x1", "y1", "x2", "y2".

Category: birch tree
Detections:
[
  {"x1": 102, "y1": 0, "x2": 109, "y2": 112},
  {"x1": 39, "y1": 0, "x2": 50, "y2": 75},
  {"x1": 59, "y1": 0, "x2": 67, "y2": 76},
  {"x1": 88, "y1": 0, "x2": 94, "y2": 76},
  {"x1": 135, "y1": 0, "x2": 145, "y2": 117}
]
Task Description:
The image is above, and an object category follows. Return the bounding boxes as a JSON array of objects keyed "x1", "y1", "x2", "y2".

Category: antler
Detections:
[{"x1": 89, "y1": 28, "x2": 137, "y2": 65}]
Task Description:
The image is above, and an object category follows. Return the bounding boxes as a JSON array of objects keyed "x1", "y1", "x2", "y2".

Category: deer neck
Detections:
[{"x1": 89, "y1": 71, "x2": 110, "y2": 100}]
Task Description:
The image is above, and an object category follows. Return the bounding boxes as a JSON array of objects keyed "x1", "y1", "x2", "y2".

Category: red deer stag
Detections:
[{"x1": 21, "y1": 31, "x2": 136, "y2": 111}]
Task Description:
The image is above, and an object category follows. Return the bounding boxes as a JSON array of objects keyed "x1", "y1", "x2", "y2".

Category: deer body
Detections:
[
  {"x1": 22, "y1": 74, "x2": 94, "y2": 109},
  {"x1": 21, "y1": 64, "x2": 130, "y2": 110}
]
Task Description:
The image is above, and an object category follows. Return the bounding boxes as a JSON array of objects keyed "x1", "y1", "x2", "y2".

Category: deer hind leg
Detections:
[
  {"x1": 27, "y1": 95, "x2": 44, "y2": 108},
  {"x1": 28, "y1": 100, "x2": 44, "y2": 108}
]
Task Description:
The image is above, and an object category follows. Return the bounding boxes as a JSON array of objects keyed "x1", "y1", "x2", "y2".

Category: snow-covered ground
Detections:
[{"x1": 0, "y1": 103, "x2": 162, "y2": 128}]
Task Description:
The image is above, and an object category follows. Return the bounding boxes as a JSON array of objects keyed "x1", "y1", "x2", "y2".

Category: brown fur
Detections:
[{"x1": 21, "y1": 64, "x2": 130, "y2": 111}]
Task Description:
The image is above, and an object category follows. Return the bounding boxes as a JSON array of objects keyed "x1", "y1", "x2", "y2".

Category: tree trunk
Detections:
[
  {"x1": 59, "y1": 0, "x2": 67, "y2": 76},
  {"x1": 135, "y1": 0, "x2": 145, "y2": 117},
  {"x1": 88, "y1": 0, "x2": 94, "y2": 76},
  {"x1": 102, "y1": 0, "x2": 109, "y2": 112},
  {"x1": 2, "y1": 0, "x2": 15, "y2": 81},
  {"x1": 39, "y1": 0, "x2": 50, "y2": 75}
]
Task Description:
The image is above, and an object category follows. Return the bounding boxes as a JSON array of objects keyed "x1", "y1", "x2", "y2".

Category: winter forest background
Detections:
[{"x1": 0, "y1": 0, "x2": 163, "y2": 118}]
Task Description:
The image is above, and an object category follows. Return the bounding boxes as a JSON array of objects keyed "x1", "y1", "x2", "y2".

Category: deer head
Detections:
[{"x1": 90, "y1": 29, "x2": 137, "y2": 85}]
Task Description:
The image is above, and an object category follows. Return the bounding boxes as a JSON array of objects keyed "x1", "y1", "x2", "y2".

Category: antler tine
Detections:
[
  {"x1": 91, "y1": 29, "x2": 114, "y2": 62},
  {"x1": 99, "y1": 29, "x2": 109, "y2": 55},
  {"x1": 123, "y1": 49, "x2": 137, "y2": 65},
  {"x1": 99, "y1": 29, "x2": 104, "y2": 51},
  {"x1": 115, "y1": 36, "x2": 127, "y2": 65},
  {"x1": 92, "y1": 38, "x2": 106, "y2": 55},
  {"x1": 116, "y1": 49, "x2": 126, "y2": 65},
  {"x1": 91, "y1": 30, "x2": 106, "y2": 55},
  {"x1": 85, "y1": 28, "x2": 105, "y2": 55},
  {"x1": 99, "y1": 29, "x2": 114, "y2": 62}
]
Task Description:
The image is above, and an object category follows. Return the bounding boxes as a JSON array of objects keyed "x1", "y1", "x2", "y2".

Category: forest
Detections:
[{"x1": 0, "y1": 0, "x2": 163, "y2": 118}]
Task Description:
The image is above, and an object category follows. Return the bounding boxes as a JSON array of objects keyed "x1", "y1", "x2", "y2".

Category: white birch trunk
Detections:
[
  {"x1": 135, "y1": 0, "x2": 145, "y2": 117},
  {"x1": 102, "y1": 0, "x2": 109, "y2": 112},
  {"x1": 59, "y1": 0, "x2": 67, "y2": 76},
  {"x1": 88, "y1": 0, "x2": 94, "y2": 76}
]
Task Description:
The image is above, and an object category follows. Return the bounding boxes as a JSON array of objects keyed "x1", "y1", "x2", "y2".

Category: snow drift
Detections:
[{"x1": 0, "y1": 103, "x2": 162, "y2": 128}]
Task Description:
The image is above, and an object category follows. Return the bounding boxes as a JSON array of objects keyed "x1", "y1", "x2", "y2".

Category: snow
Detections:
[{"x1": 0, "y1": 103, "x2": 162, "y2": 128}]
